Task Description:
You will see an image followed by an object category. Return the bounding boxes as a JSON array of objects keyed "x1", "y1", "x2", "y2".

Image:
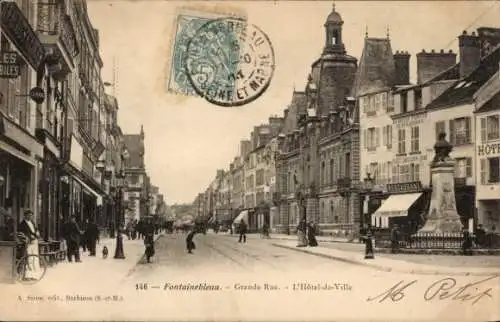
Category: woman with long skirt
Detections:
[
  {"x1": 296, "y1": 218, "x2": 308, "y2": 247},
  {"x1": 307, "y1": 221, "x2": 318, "y2": 247}
]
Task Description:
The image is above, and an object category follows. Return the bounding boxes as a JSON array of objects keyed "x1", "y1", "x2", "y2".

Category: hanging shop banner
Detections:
[
  {"x1": 29, "y1": 87, "x2": 45, "y2": 104},
  {"x1": 0, "y1": 51, "x2": 20, "y2": 78}
]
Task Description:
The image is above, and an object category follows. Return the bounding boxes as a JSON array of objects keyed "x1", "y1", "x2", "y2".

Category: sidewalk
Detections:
[
  {"x1": 35, "y1": 233, "x2": 164, "y2": 289},
  {"x1": 271, "y1": 240, "x2": 500, "y2": 276}
]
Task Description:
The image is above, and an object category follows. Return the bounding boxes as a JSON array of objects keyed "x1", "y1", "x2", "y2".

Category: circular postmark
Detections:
[{"x1": 184, "y1": 17, "x2": 275, "y2": 107}]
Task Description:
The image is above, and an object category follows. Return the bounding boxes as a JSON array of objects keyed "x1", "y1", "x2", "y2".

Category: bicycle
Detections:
[{"x1": 15, "y1": 233, "x2": 47, "y2": 284}]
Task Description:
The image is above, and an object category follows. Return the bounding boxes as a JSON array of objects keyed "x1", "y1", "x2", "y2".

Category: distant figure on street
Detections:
[
  {"x1": 85, "y1": 219, "x2": 100, "y2": 256},
  {"x1": 296, "y1": 217, "x2": 307, "y2": 247},
  {"x1": 81, "y1": 219, "x2": 89, "y2": 252},
  {"x1": 18, "y1": 210, "x2": 42, "y2": 280},
  {"x1": 390, "y1": 224, "x2": 400, "y2": 254},
  {"x1": 144, "y1": 233, "x2": 155, "y2": 263},
  {"x1": 261, "y1": 222, "x2": 270, "y2": 239},
  {"x1": 62, "y1": 215, "x2": 82, "y2": 263},
  {"x1": 307, "y1": 221, "x2": 318, "y2": 247},
  {"x1": 475, "y1": 224, "x2": 486, "y2": 248},
  {"x1": 186, "y1": 229, "x2": 197, "y2": 254},
  {"x1": 238, "y1": 221, "x2": 247, "y2": 243}
]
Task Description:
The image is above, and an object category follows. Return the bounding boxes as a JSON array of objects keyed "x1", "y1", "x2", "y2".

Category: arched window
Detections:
[{"x1": 330, "y1": 158, "x2": 334, "y2": 184}]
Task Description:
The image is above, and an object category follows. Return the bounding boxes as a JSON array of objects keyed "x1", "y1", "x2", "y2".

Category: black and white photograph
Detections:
[{"x1": 0, "y1": 0, "x2": 499, "y2": 321}]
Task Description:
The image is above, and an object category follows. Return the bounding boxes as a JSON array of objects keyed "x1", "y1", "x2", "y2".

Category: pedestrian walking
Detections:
[
  {"x1": 307, "y1": 221, "x2": 318, "y2": 247},
  {"x1": 238, "y1": 220, "x2": 247, "y2": 243},
  {"x1": 462, "y1": 228, "x2": 473, "y2": 256},
  {"x1": 62, "y1": 215, "x2": 83, "y2": 263},
  {"x1": 390, "y1": 224, "x2": 400, "y2": 254},
  {"x1": 144, "y1": 233, "x2": 155, "y2": 263},
  {"x1": 81, "y1": 219, "x2": 89, "y2": 252},
  {"x1": 85, "y1": 218, "x2": 100, "y2": 256},
  {"x1": 296, "y1": 217, "x2": 307, "y2": 247},
  {"x1": 186, "y1": 229, "x2": 196, "y2": 254},
  {"x1": 261, "y1": 222, "x2": 270, "y2": 239}
]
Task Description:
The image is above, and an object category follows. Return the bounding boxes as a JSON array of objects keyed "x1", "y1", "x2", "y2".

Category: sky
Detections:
[{"x1": 86, "y1": 0, "x2": 500, "y2": 204}]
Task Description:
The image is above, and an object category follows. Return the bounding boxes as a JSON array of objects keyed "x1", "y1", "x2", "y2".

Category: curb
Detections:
[
  {"x1": 220, "y1": 233, "x2": 353, "y2": 244},
  {"x1": 272, "y1": 243, "x2": 500, "y2": 277}
]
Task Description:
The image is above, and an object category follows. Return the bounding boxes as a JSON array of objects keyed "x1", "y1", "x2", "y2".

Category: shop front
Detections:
[
  {"x1": 0, "y1": 114, "x2": 43, "y2": 283},
  {"x1": 476, "y1": 140, "x2": 500, "y2": 231},
  {"x1": 371, "y1": 182, "x2": 430, "y2": 234}
]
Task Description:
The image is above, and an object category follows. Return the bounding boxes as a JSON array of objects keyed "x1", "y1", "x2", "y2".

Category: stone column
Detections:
[{"x1": 420, "y1": 160, "x2": 463, "y2": 233}]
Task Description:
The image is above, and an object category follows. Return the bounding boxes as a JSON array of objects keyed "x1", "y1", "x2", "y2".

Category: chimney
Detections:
[
  {"x1": 459, "y1": 30, "x2": 481, "y2": 78},
  {"x1": 393, "y1": 50, "x2": 411, "y2": 85},
  {"x1": 416, "y1": 49, "x2": 457, "y2": 84}
]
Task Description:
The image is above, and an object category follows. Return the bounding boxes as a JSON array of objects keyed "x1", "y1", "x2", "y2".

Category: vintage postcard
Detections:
[{"x1": 0, "y1": 0, "x2": 500, "y2": 321}]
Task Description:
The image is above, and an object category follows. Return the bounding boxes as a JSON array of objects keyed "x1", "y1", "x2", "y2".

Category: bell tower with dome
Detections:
[
  {"x1": 310, "y1": 3, "x2": 357, "y2": 117},
  {"x1": 323, "y1": 3, "x2": 346, "y2": 55}
]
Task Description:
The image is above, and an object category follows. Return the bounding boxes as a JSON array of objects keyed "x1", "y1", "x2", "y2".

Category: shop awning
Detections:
[
  {"x1": 72, "y1": 174, "x2": 103, "y2": 206},
  {"x1": 233, "y1": 210, "x2": 248, "y2": 225},
  {"x1": 372, "y1": 192, "x2": 422, "y2": 228}
]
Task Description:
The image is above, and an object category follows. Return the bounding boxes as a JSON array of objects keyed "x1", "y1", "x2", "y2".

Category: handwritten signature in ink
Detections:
[{"x1": 367, "y1": 274, "x2": 499, "y2": 306}]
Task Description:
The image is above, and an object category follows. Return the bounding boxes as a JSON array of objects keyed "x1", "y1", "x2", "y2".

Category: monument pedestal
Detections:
[{"x1": 419, "y1": 160, "x2": 463, "y2": 234}]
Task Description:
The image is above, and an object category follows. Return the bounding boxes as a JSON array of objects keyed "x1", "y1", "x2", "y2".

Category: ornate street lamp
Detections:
[{"x1": 114, "y1": 148, "x2": 130, "y2": 259}]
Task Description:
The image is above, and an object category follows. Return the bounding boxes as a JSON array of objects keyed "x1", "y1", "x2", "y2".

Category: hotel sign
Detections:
[
  {"x1": 477, "y1": 143, "x2": 500, "y2": 156},
  {"x1": 387, "y1": 181, "x2": 423, "y2": 194}
]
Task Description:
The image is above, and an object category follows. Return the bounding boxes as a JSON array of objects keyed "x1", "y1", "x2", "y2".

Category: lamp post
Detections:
[
  {"x1": 362, "y1": 173, "x2": 375, "y2": 259},
  {"x1": 114, "y1": 148, "x2": 130, "y2": 259}
]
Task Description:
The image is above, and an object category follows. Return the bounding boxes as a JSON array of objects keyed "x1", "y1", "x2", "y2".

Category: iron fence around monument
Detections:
[{"x1": 374, "y1": 231, "x2": 500, "y2": 249}]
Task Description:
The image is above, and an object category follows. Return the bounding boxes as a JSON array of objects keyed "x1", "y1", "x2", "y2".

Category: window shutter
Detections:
[
  {"x1": 480, "y1": 117, "x2": 486, "y2": 142},
  {"x1": 465, "y1": 117, "x2": 471, "y2": 143},
  {"x1": 449, "y1": 120, "x2": 455, "y2": 145},
  {"x1": 382, "y1": 126, "x2": 387, "y2": 146},
  {"x1": 363, "y1": 129, "x2": 367, "y2": 148},
  {"x1": 466, "y1": 158, "x2": 472, "y2": 177},
  {"x1": 480, "y1": 159, "x2": 486, "y2": 184},
  {"x1": 375, "y1": 128, "x2": 380, "y2": 147}
]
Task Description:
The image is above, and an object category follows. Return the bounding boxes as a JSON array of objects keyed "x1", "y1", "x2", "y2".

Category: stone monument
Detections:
[{"x1": 419, "y1": 132, "x2": 463, "y2": 233}]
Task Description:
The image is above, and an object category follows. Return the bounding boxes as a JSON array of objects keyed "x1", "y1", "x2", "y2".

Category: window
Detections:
[
  {"x1": 480, "y1": 159, "x2": 487, "y2": 184},
  {"x1": 387, "y1": 93, "x2": 395, "y2": 113},
  {"x1": 387, "y1": 161, "x2": 392, "y2": 183},
  {"x1": 411, "y1": 126, "x2": 420, "y2": 153},
  {"x1": 399, "y1": 165, "x2": 411, "y2": 182},
  {"x1": 400, "y1": 92, "x2": 408, "y2": 113},
  {"x1": 365, "y1": 127, "x2": 379, "y2": 150},
  {"x1": 321, "y1": 161, "x2": 326, "y2": 185},
  {"x1": 397, "y1": 129, "x2": 406, "y2": 154},
  {"x1": 345, "y1": 153, "x2": 351, "y2": 177},
  {"x1": 455, "y1": 158, "x2": 472, "y2": 178},
  {"x1": 450, "y1": 117, "x2": 471, "y2": 145},
  {"x1": 414, "y1": 89, "x2": 422, "y2": 110},
  {"x1": 435, "y1": 121, "x2": 446, "y2": 140},
  {"x1": 382, "y1": 125, "x2": 393, "y2": 149},
  {"x1": 375, "y1": 94, "x2": 382, "y2": 112},
  {"x1": 392, "y1": 163, "x2": 399, "y2": 183},
  {"x1": 329, "y1": 159, "x2": 334, "y2": 184},
  {"x1": 483, "y1": 115, "x2": 500, "y2": 142},
  {"x1": 361, "y1": 97, "x2": 368, "y2": 114},
  {"x1": 488, "y1": 157, "x2": 500, "y2": 183},
  {"x1": 412, "y1": 164, "x2": 420, "y2": 181}
]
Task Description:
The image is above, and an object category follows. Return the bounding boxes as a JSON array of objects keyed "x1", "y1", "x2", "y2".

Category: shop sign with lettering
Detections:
[
  {"x1": 393, "y1": 154, "x2": 428, "y2": 165},
  {"x1": 0, "y1": 2, "x2": 45, "y2": 69},
  {"x1": 393, "y1": 112, "x2": 427, "y2": 129},
  {"x1": 477, "y1": 143, "x2": 500, "y2": 156},
  {"x1": 0, "y1": 51, "x2": 20, "y2": 78},
  {"x1": 387, "y1": 181, "x2": 423, "y2": 194}
]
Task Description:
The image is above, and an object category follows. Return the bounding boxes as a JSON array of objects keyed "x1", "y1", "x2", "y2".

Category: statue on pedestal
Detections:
[
  {"x1": 432, "y1": 132, "x2": 453, "y2": 164},
  {"x1": 418, "y1": 132, "x2": 463, "y2": 234}
]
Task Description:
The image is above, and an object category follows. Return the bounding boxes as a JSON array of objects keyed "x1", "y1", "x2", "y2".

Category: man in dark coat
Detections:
[
  {"x1": 63, "y1": 216, "x2": 82, "y2": 262},
  {"x1": 186, "y1": 229, "x2": 196, "y2": 254},
  {"x1": 238, "y1": 221, "x2": 247, "y2": 243},
  {"x1": 144, "y1": 233, "x2": 155, "y2": 263},
  {"x1": 85, "y1": 219, "x2": 100, "y2": 256}
]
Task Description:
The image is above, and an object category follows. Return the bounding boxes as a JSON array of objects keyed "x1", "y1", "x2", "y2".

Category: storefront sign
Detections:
[
  {"x1": 393, "y1": 112, "x2": 427, "y2": 129},
  {"x1": 69, "y1": 136, "x2": 83, "y2": 171},
  {"x1": 393, "y1": 154, "x2": 428, "y2": 165},
  {"x1": 386, "y1": 181, "x2": 423, "y2": 194},
  {"x1": 0, "y1": 51, "x2": 20, "y2": 78},
  {"x1": 29, "y1": 87, "x2": 45, "y2": 104},
  {"x1": 0, "y1": 115, "x2": 43, "y2": 157},
  {"x1": 477, "y1": 143, "x2": 500, "y2": 156},
  {"x1": 0, "y1": 2, "x2": 45, "y2": 69}
]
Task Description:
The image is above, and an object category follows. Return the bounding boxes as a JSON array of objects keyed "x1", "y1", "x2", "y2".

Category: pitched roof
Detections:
[
  {"x1": 282, "y1": 91, "x2": 306, "y2": 134},
  {"x1": 426, "y1": 44, "x2": 500, "y2": 110},
  {"x1": 476, "y1": 90, "x2": 500, "y2": 114},
  {"x1": 123, "y1": 134, "x2": 144, "y2": 168},
  {"x1": 353, "y1": 38, "x2": 396, "y2": 96}
]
